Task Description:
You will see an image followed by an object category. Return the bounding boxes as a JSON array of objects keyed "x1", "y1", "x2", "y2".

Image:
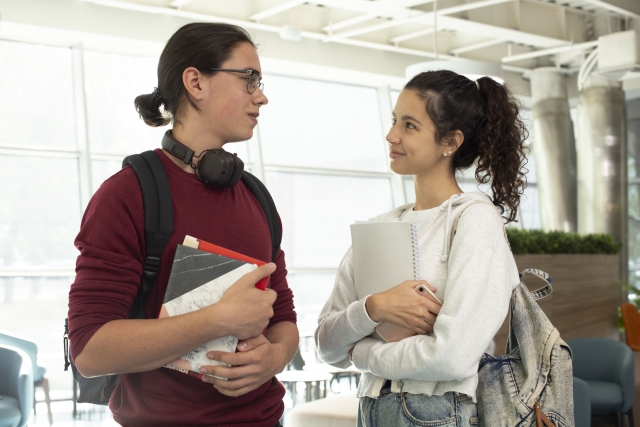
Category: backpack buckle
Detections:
[{"x1": 143, "y1": 256, "x2": 161, "y2": 279}]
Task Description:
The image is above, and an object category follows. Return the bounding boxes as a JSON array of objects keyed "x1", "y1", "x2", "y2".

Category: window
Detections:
[
  {"x1": 0, "y1": 41, "x2": 76, "y2": 150},
  {"x1": 0, "y1": 40, "x2": 82, "y2": 394},
  {"x1": 0, "y1": 156, "x2": 81, "y2": 269},
  {"x1": 83, "y1": 51, "x2": 165, "y2": 155},
  {"x1": 259, "y1": 75, "x2": 388, "y2": 172},
  {"x1": 265, "y1": 171, "x2": 394, "y2": 268}
]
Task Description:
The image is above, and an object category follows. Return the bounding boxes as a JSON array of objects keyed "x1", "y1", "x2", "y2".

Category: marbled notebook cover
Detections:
[{"x1": 159, "y1": 244, "x2": 257, "y2": 377}]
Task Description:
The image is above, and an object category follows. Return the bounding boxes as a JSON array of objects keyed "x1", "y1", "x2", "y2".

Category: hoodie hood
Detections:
[{"x1": 374, "y1": 191, "x2": 499, "y2": 263}]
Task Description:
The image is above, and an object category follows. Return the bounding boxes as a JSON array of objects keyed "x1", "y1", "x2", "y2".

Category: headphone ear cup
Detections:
[
  {"x1": 229, "y1": 155, "x2": 244, "y2": 185},
  {"x1": 197, "y1": 150, "x2": 244, "y2": 187}
]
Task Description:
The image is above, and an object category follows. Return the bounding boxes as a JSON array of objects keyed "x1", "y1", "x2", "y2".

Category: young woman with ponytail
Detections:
[
  {"x1": 68, "y1": 23, "x2": 297, "y2": 427},
  {"x1": 315, "y1": 70, "x2": 528, "y2": 427}
]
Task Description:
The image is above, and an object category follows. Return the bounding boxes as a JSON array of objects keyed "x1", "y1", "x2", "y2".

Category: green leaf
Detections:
[{"x1": 505, "y1": 228, "x2": 622, "y2": 255}]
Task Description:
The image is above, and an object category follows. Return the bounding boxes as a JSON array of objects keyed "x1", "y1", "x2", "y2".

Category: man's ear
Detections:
[{"x1": 182, "y1": 67, "x2": 205, "y2": 102}]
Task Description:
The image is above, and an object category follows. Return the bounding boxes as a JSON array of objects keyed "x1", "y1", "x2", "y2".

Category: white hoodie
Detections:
[{"x1": 315, "y1": 192, "x2": 520, "y2": 401}]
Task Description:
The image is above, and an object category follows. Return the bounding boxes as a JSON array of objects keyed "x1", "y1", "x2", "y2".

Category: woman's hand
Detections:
[{"x1": 365, "y1": 281, "x2": 442, "y2": 335}]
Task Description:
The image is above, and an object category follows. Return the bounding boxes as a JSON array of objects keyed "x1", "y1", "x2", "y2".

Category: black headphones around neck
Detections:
[{"x1": 161, "y1": 131, "x2": 244, "y2": 187}]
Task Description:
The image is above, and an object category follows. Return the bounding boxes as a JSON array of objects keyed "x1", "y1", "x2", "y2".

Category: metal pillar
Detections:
[
  {"x1": 577, "y1": 73, "x2": 628, "y2": 284},
  {"x1": 530, "y1": 68, "x2": 578, "y2": 232}
]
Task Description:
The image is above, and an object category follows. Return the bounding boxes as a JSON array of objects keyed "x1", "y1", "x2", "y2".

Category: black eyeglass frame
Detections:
[{"x1": 208, "y1": 68, "x2": 264, "y2": 94}]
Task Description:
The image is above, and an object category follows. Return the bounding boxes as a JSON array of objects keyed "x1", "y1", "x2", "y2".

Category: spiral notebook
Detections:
[{"x1": 350, "y1": 221, "x2": 420, "y2": 300}]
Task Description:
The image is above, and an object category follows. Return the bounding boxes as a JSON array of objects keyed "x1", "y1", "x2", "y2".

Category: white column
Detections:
[
  {"x1": 530, "y1": 67, "x2": 577, "y2": 232},
  {"x1": 577, "y1": 73, "x2": 628, "y2": 285}
]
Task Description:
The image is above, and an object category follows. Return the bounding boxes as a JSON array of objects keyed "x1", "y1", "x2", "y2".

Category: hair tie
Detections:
[
  {"x1": 152, "y1": 87, "x2": 165, "y2": 106},
  {"x1": 475, "y1": 80, "x2": 480, "y2": 91}
]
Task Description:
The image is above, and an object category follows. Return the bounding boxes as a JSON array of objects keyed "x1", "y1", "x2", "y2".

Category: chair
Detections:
[
  {"x1": 287, "y1": 348, "x2": 306, "y2": 370},
  {"x1": 573, "y1": 377, "x2": 591, "y2": 427},
  {"x1": 567, "y1": 337, "x2": 634, "y2": 427},
  {"x1": 621, "y1": 303, "x2": 640, "y2": 351},
  {"x1": 0, "y1": 344, "x2": 34, "y2": 427},
  {"x1": 0, "y1": 331, "x2": 52, "y2": 425}
]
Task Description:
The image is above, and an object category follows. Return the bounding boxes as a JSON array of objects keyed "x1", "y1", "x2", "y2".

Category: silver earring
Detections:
[{"x1": 443, "y1": 152, "x2": 449, "y2": 157}]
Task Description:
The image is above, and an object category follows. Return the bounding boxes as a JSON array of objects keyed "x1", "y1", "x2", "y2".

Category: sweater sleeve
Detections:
[
  {"x1": 67, "y1": 170, "x2": 146, "y2": 360},
  {"x1": 268, "y1": 242, "x2": 297, "y2": 328},
  {"x1": 351, "y1": 204, "x2": 519, "y2": 382},
  {"x1": 315, "y1": 248, "x2": 381, "y2": 368}
]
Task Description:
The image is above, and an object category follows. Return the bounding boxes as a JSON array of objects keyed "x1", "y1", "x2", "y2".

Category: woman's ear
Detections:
[
  {"x1": 182, "y1": 67, "x2": 205, "y2": 102},
  {"x1": 445, "y1": 130, "x2": 465, "y2": 155}
]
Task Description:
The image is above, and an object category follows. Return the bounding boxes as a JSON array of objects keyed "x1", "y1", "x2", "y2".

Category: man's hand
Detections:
[
  {"x1": 210, "y1": 263, "x2": 278, "y2": 341},
  {"x1": 199, "y1": 335, "x2": 287, "y2": 397}
]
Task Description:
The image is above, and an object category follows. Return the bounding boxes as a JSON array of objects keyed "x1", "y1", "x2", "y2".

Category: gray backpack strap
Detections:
[
  {"x1": 450, "y1": 200, "x2": 509, "y2": 250},
  {"x1": 519, "y1": 268, "x2": 553, "y2": 300},
  {"x1": 123, "y1": 151, "x2": 174, "y2": 319},
  {"x1": 240, "y1": 171, "x2": 281, "y2": 262}
]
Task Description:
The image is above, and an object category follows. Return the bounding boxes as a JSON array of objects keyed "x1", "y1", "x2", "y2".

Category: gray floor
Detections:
[
  {"x1": 29, "y1": 354, "x2": 640, "y2": 427},
  {"x1": 30, "y1": 401, "x2": 116, "y2": 427},
  {"x1": 29, "y1": 375, "x2": 354, "y2": 427}
]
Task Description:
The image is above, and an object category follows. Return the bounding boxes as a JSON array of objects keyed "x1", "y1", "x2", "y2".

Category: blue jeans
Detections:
[{"x1": 357, "y1": 385, "x2": 478, "y2": 427}]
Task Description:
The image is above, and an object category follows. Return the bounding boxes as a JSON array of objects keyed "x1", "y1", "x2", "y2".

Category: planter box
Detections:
[{"x1": 493, "y1": 254, "x2": 621, "y2": 355}]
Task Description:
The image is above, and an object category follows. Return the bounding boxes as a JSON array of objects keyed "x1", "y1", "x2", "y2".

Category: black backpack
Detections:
[{"x1": 63, "y1": 150, "x2": 282, "y2": 405}]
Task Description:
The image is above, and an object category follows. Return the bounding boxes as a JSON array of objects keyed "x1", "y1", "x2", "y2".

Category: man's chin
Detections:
[{"x1": 225, "y1": 132, "x2": 253, "y2": 144}]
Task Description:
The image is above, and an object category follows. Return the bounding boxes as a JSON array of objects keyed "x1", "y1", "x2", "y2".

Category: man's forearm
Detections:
[
  {"x1": 74, "y1": 305, "x2": 233, "y2": 377},
  {"x1": 74, "y1": 263, "x2": 279, "y2": 377},
  {"x1": 266, "y1": 321, "x2": 299, "y2": 373}
]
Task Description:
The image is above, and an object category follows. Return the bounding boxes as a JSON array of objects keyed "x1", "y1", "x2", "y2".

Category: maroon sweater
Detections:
[{"x1": 68, "y1": 149, "x2": 296, "y2": 426}]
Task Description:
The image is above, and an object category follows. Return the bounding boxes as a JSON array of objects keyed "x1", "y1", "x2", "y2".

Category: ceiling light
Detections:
[{"x1": 280, "y1": 25, "x2": 302, "y2": 42}]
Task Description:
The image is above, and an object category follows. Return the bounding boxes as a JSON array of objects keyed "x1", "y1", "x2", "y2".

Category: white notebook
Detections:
[{"x1": 350, "y1": 221, "x2": 420, "y2": 300}]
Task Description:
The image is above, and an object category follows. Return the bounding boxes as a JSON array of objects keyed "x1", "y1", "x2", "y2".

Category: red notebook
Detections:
[{"x1": 183, "y1": 235, "x2": 270, "y2": 290}]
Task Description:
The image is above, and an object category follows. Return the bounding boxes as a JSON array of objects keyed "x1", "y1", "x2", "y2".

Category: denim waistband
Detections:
[{"x1": 379, "y1": 380, "x2": 473, "y2": 403}]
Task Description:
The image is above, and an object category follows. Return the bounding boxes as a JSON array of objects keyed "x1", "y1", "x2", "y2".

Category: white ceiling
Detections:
[
  {"x1": 1, "y1": 0, "x2": 639, "y2": 96},
  {"x1": 78, "y1": 0, "x2": 640, "y2": 73}
]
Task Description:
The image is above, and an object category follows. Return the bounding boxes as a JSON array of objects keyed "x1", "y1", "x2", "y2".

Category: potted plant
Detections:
[{"x1": 493, "y1": 229, "x2": 622, "y2": 354}]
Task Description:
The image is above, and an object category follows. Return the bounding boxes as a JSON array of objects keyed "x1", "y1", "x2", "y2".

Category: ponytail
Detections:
[
  {"x1": 404, "y1": 71, "x2": 528, "y2": 223},
  {"x1": 134, "y1": 87, "x2": 170, "y2": 127},
  {"x1": 474, "y1": 77, "x2": 528, "y2": 223}
]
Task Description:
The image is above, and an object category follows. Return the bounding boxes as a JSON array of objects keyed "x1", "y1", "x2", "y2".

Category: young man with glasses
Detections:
[{"x1": 68, "y1": 23, "x2": 297, "y2": 427}]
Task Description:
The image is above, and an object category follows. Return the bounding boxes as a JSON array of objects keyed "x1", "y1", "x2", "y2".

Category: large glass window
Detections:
[
  {"x1": 0, "y1": 40, "x2": 83, "y2": 396},
  {"x1": 0, "y1": 41, "x2": 76, "y2": 150},
  {"x1": 0, "y1": 145, "x2": 81, "y2": 271},
  {"x1": 265, "y1": 171, "x2": 394, "y2": 268},
  {"x1": 1, "y1": 277, "x2": 76, "y2": 390},
  {"x1": 259, "y1": 75, "x2": 388, "y2": 172},
  {"x1": 84, "y1": 51, "x2": 166, "y2": 155},
  {"x1": 287, "y1": 273, "x2": 336, "y2": 337}
]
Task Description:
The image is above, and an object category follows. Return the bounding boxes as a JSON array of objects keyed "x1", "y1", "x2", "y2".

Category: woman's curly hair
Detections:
[{"x1": 405, "y1": 70, "x2": 529, "y2": 223}]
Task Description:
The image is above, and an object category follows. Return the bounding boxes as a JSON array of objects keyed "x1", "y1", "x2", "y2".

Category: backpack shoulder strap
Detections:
[
  {"x1": 240, "y1": 171, "x2": 281, "y2": 262},
  {"x1": 450, "y1": 200, "x2": 510, "y2": 249},
  {"x1": 122, "y1": 150, "x2": 174, "y2": 319}
]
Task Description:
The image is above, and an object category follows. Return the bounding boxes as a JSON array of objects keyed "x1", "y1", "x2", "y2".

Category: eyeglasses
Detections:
[{"x1": 208, "y1": 68, "x2": 264, "y2": 94}]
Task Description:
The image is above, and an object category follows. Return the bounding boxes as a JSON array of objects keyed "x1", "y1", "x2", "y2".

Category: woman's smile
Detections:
[{"x1": 389, "y1": 149, "x2": 406, "y2": 159}]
